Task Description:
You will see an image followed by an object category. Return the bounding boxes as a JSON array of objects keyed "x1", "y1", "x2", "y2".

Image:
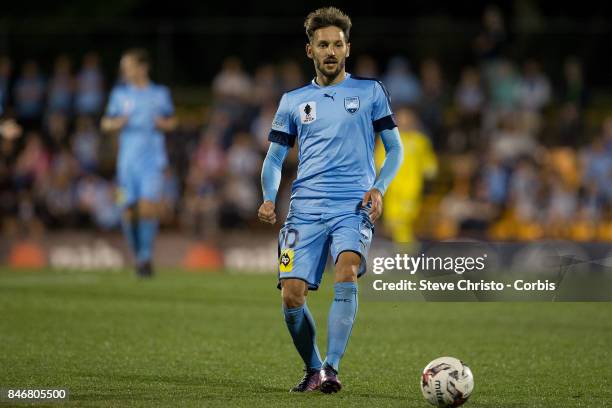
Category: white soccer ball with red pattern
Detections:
[{"x1": 420, "y1": 356, "x2": 474, "y2": 407}]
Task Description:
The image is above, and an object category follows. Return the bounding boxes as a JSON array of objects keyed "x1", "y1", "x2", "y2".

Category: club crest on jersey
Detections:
[
  {"x1": 344, "y1": 96, "x2": 360, "y2": 114},
  {"x1": 299, "y1": 102, "x2": 316, "y2": 124},
  {"x1": 122, "y1": 99, "x2": 134, "y2": 114}
]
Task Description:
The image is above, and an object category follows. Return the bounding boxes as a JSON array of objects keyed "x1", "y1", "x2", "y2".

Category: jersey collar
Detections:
[{"x1": 311, "y1": 72, "x2": 351, "y2": 89}]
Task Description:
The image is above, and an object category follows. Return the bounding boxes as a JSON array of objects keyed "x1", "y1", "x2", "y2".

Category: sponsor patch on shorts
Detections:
[{"x1": 279, "y1": 249, "x2": 294, "y2": 273}]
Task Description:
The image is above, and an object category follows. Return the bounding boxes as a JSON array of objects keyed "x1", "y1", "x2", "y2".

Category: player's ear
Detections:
[
  {"x1": 306, "y1": 42, "x2": 313, "y2": 60},
  {"x1": 346, "y1": 42, "x2": 351, "y2": 58}
]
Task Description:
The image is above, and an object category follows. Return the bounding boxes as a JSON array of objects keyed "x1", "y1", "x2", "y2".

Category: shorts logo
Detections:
[
  {"x1": 344, "y1": 96, "x2": 360, "y2": 114},
  {"x1": 279, "y1": 249, "x2": 294, "y2": 273},
  {"x1": 299, "y1": 102, "x2": 316, "y2": 124},
  {"x1": 116, "y1": 188, "x2": 126, "y2": 205}
]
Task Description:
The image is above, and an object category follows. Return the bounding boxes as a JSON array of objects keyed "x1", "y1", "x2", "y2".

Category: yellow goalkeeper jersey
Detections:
[{"x1": 375, "y1": 129, "x2": 437, "y2": 199}]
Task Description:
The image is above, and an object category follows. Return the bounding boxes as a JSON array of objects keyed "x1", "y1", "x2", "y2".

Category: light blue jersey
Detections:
[
  {"x1": 269, "y1": 73, "x2": 396, "y2": 213},
  {"x1": 105, "y1": 82, "x2": 174, "y2": 172}
]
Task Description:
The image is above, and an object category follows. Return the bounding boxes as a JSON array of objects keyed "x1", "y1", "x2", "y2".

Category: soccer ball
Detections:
[{"x1": 420, "y1": 356, "x2": 474, "y2": 407}]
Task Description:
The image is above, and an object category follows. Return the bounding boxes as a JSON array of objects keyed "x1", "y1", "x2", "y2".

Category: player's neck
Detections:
[
  {"x1": 131, "y1": 77, "x2": 150, "y2": 89},
  {"x1": 315, "y1": 70, "x2": 347, "y2": 87}
]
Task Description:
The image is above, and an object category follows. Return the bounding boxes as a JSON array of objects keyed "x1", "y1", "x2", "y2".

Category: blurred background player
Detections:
[
  {"x1": 101, "y1": 49, "x2": 177, "y2": 277},
  {"x1": 375, "y1": 106, "x2": 437, "y2": 244}
]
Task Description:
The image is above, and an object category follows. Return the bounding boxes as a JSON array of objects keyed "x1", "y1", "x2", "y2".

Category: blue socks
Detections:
[
  {"x1": 283, "y1": 303, "x2": 322, "y2": 370},
  {"x1": 121, "y1": 217, "x2": 139, "y2": 256},
  {"x1": 283, "y1": 282, "x2": 358, "y2": 373},
  {"x1": 122, "y1": 216, "x2": 158, "y2": 265},
  {"x1": 136, "y1": 219, "x2": 158, "y2": 264},
  {"x1": 324, "y1": 282, "x2": 358, "y2": 371}
]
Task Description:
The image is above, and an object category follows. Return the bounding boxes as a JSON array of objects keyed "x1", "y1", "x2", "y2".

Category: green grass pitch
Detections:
[{"x1": 0, "y1": 269, "x2": 610, "y2": 407}]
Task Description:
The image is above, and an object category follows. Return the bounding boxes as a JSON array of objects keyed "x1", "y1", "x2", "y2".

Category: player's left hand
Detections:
[
  {"x1": 155, "y1": 116, "x2": 178, "y2": 132},
  {"x1": 362, "y1": 188, "x2": 383, "y2": 222}
]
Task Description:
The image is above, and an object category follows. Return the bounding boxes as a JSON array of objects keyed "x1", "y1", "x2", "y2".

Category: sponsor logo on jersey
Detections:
[
  {"x1": 122, "y1": 99, "x2": 134, "y2": 114},
  {"x1": 344, "y1": 96, "x2": 360, "y2": 114},
  {"x1": 299, "y1": 102, "x2": 317, "y2": 124},
  {"x1": 323, "y1": 92, "x2": 336, "y2": 101}
]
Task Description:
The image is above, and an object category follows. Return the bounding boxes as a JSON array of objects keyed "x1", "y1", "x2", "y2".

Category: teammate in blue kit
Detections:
[
  {"x1": 258, "y1": 8, "x2": 403, "y2": 393},
  {"x1": 101, "y1": 49, "x2": 177, "y2": 278}
]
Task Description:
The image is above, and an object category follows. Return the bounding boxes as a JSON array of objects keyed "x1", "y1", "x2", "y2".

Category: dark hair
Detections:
[
  {"x1": 123, "y1": 48, "x2": 150, "y2": 67},
  {"x1": 304, "y1": 7, "x2": 352, "y2": 42}
]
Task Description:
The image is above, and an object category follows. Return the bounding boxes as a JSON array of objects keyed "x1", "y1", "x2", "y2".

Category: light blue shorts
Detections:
[
  {"x1": 117, "y1": 165, "x2": 163, "y2": 209},
  {"x1": 277, "y1": 207, "x2": 374, "y2": 290}
]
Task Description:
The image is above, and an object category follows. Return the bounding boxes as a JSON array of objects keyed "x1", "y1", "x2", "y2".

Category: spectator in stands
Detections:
[
  {"x1": 454, "y1": 66, "x2": 484, "y2": 150},
  {"x1": 250, "y1": 101, "x2": 277, "y2": 153},
  {"x1": 0, "y1": 125, "x2": 21, "y2": 232},
  {"x1": 518, "y1": 59, "x2": 551, "y2": 113},
  {"x1": 555, "y1": 57, "x2": 588, "y2": 147},
  {"x1": 212, "y1": 56, "x2": 252, "y2": 103},
  {"x1": 211, "y1": 56, "x2": 252, "y2": 134},
  {"x1": 481, "y1": 151, "x2": 508, "y2": 207},
  {"x1": 455, "y1": 66, "x2": 484, "y2": 118},
  {"x1": 474, "y1": 5, "x2": 507, "y2": 63},
  {"x1": 71, "y1": 115, "x2": 100, "y2": 173},
  {"x1": 181, "y1": 133, "x2": 226, "y2": 237},
  {"x1": 545, "y1": 170, "x2": 578, "y2": 234},
  {"x1": 556, "y1": 103, "x2": 583, "y2": 148},
  {"x1": 382, "y1": 56, "x2": 421, "y2": 108},
  {"x1": 226, "y1": 132, "x2": 260, "y2": 179},
  {"x1": 440, "y1": 179, "x2": 496, "y2": 237},
  {"x1": 489, "y1": 59, "x2": 520, "y2": 111},
  {"x1": 160, "y1": 168, "x2": 180, "y2": 226},
  {"x1": 0, "y1": 56, "x2": 12, "y2": 112},
  {"x1": 76, "y1": 52, "x2": 105, "y2": 116},
  {"x1": 508, "y1": 158, "x2": 541, "y2": 223},
  {"x1": 221, "y1": 132, "x2": 260, "y2": 226},
  {"x1": 45, "y1": 112, "x2": 69, "y2": 151},
  {"x1": 418, "y1": 58, "x2": 446, "y2": 147},
  {"x1": 560, "y1": 57, "x2": 588, "y2": 110},
  {"x1": 14, "y1": 61, "x2": 46, "y2": 130},
  {"x1": 279, "y1": 60, "x2": 305, "y2": 92},
  {"x1": 602, "y1": 115, "x2": 612, "y2": 153},
  {"x1": 252, "y1": 64, "x2": 280, "y2": 106},
  {"x1": 38, "y1": 147, "x2": 79, "y2": 228},
  {"x1": 13, "y1": 132, "x2": 49, "y2": 192},
  {"x1": 490, "y1": 113, "x2": 538, "y2": 165},
  {"x1": 581, "y1": 137, "x2": 612, "y2": 211},
  {"x1": 354, "y1": 54, "x2": 379, "y2": 78},
  {"x1": 47, "y1": 55, "x2": 74, "y2": 116}
]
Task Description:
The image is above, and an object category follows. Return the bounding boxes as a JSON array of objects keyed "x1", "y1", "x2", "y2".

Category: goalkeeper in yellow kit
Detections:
[{"x1": 375, "y1": 107, "x2": 438, "y2": 243}]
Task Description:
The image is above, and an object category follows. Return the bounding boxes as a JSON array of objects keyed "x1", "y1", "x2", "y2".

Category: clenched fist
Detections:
[
  {"x1": 258, "y1": 200, "x2": 277, "y2": 224},
  {"x1": 362, "y1": 188, "x2": 383, "y2": 222}
]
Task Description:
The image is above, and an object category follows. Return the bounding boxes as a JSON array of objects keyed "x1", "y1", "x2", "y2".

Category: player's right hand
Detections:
[
  {"x1": 101, "y1": 116, "x2": 129, "y2": 133},
  {"x1": 258, "y1": 200, "x2": 277, "y2": 224},
  {"x1": 114, "y1": 116, "x2": 129, "y2": 130}
]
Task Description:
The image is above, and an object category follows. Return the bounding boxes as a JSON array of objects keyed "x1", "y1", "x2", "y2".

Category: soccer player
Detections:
[
  {"x1": 375, "y1": 106, "x2": 438, "y2": 244},
  {"x1": 101, "y1": 49, "x2": 176, "y2": 277},
  {"x1": 258, "y1": 7, "x2": 403, "y2": 393}
]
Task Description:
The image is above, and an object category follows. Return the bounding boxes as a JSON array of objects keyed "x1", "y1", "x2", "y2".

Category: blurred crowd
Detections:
[
  {"x1": 0, "y1": 52, "x2": 123, "y2": 237},
  {"x1": 1, "y1": 6, "x2": 611, "y2": 241}
]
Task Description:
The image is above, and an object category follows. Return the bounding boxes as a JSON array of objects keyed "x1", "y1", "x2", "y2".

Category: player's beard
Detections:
[{"x1": 315, "y1": 57, "x2": 345, "y2": 83}]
